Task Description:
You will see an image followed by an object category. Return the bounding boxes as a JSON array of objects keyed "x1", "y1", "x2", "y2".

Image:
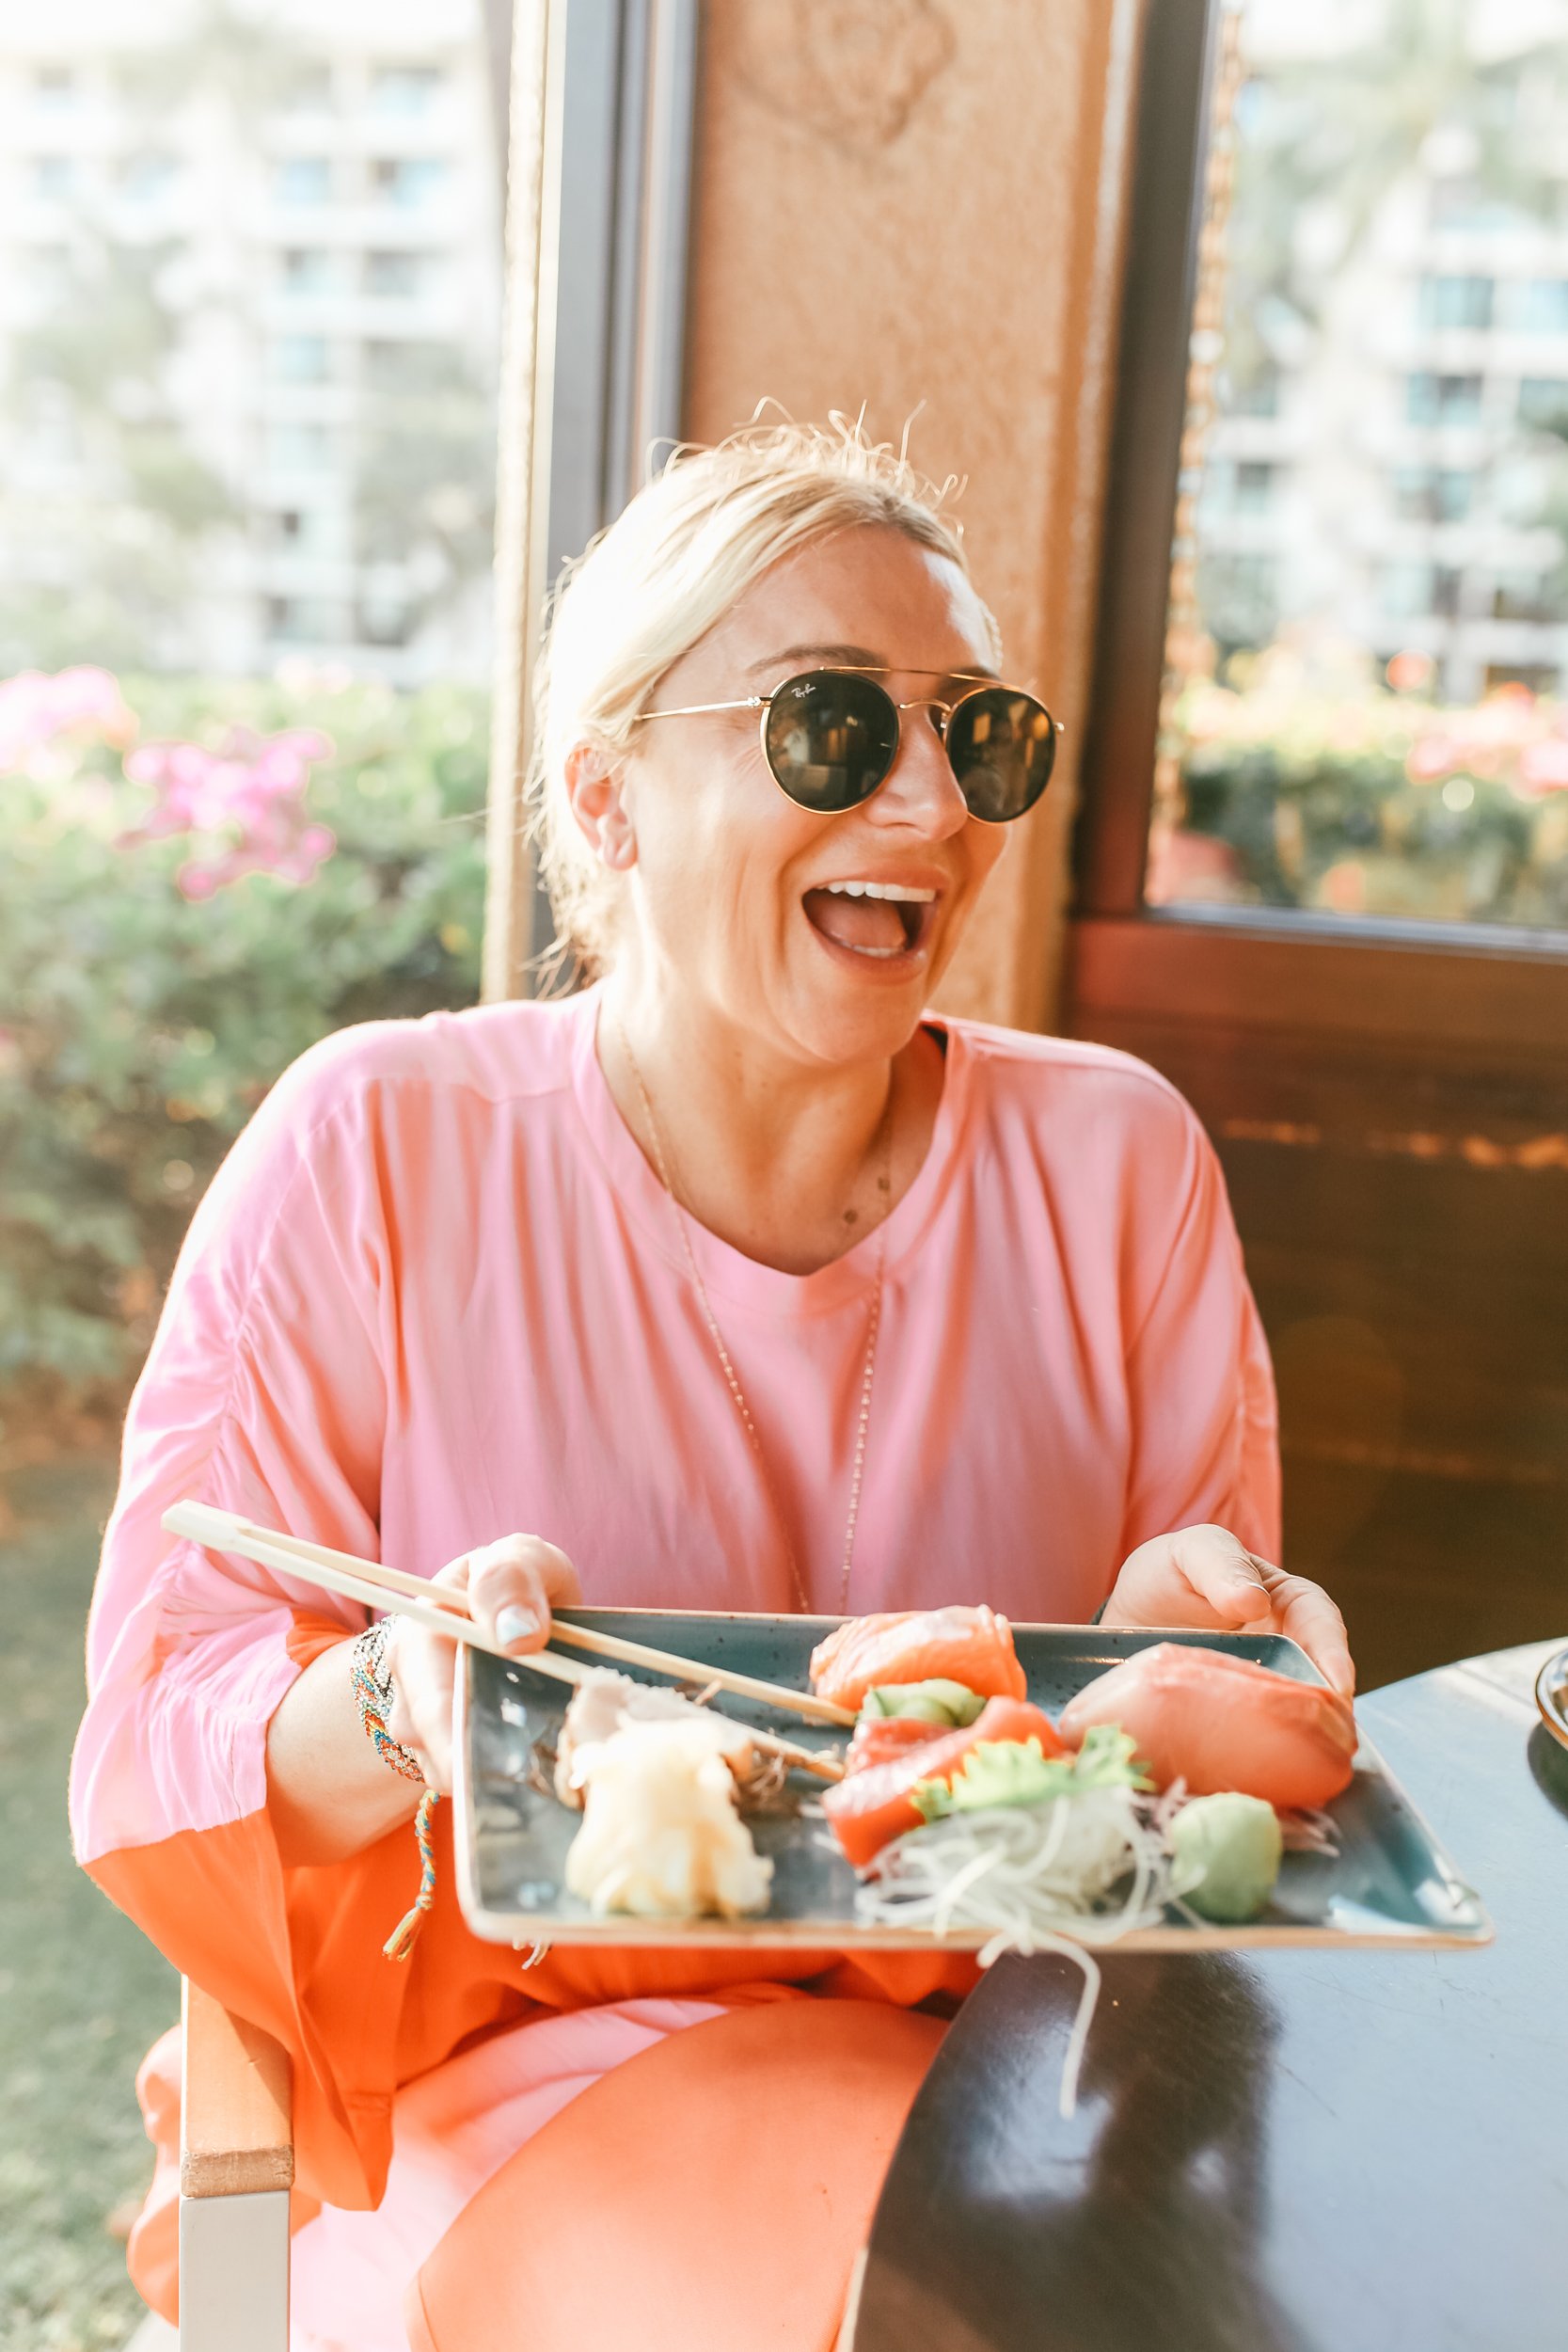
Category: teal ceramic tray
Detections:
[{"x1": 452, "y1": 1613, "x2": 1492, "y2": 1953}]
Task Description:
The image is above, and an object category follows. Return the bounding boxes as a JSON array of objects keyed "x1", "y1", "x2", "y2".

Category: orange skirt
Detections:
[{"x1": 405, "y1": 1997, "x2": 944, "y2": 2352}]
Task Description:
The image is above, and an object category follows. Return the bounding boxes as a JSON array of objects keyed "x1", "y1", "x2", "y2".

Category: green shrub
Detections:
[
  {"x1": 1155, "y1": 662, "x2": 1568, "y2": 927},
  {"x1": 0, "y1": 671, "x2": 488, "y2": 1443}
]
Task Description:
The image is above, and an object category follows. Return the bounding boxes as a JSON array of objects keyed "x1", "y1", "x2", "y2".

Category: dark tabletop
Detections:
[{"x1": 853, "y1": 1639, "x2": 1568, "y2": 2352}]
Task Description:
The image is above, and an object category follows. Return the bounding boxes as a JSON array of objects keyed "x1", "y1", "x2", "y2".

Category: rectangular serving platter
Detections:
[{"x1": 452, "y1": 1612, "x2": 1492, "y2": 1953}]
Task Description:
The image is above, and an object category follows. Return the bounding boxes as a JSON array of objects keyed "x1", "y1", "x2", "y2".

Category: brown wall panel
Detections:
[
  {"x1": 1072, "y1": 913, "x2": 1568, "y2": 1055},
  {"x1": 1069, "y1": 936, "x2": 1568, "y2": 1686}
]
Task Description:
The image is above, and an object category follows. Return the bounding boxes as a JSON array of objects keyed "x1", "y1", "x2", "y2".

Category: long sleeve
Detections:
[
  {"x1": 69, "y1": 1028, "x2": 433, "y2": 2214},
  {"x1": 1117, "y1": 1094, "x2": 1281, "y2": 1568}
]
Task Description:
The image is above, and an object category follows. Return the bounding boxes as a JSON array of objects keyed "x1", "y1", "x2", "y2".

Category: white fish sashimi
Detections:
[{"x1": 552, "y1": 1667, "x2": 752, "y2": 1806}]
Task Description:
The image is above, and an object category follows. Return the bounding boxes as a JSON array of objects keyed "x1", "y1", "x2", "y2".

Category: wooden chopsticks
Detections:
[
  {"x1": 159, "y1": 1501, "x2": 850, "y2": 1778},
  {"x1": 546, "y1": 1617, "x2": 853, "y2": 1725}
]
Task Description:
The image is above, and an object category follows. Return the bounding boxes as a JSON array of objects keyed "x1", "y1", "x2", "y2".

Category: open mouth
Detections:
[{"x1": 800, "y1": 881, "x2": 938, "y2": 962}]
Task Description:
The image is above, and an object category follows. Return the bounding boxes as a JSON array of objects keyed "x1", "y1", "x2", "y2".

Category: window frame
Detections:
[
  {"x1": 483, "y1": 0, "x2": 702, "y2": 998},
  {"x1": 1071, "y1": 0, "x2": 1568, "y2": 983}
]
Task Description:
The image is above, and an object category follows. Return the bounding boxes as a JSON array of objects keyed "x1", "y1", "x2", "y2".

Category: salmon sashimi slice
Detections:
[
  {"x1": 823, "y1": 1697, "x2": 1066, "y2": 1868},
  {"x1": 809, "y1": 1606, "x2": 1027, "y2": 1714},
  {"x1": 1057, "y1": 1644, "x2": 1357, "y2": 1811},
  {"x1": 843, "y1": 1714, "x2": 951, "y2": 1777}
]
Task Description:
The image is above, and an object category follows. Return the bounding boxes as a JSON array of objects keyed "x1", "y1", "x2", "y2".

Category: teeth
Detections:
[{"x1": 819, "y1": 882, "x2": 936, "y2": 902}]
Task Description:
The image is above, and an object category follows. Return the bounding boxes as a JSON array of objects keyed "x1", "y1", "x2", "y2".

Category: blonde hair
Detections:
[{"x1": 528, "y1": 414, "x2": 1000, "y2": 976}]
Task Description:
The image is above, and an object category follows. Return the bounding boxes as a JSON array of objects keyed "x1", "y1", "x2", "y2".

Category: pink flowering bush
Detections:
[
  {"x1": 1, "y1": 670, "x2": 487, "y2": 1436},
  {"x1": 0, "y1": 665, "x2": 136, "y2": 773},
  {"x1": 120, "y1": 726, "x2": 338, "y2": 895}
]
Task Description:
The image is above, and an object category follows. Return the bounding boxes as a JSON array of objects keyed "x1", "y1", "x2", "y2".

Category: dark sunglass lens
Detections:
[
  {"x1": 763, "y1": 674, "x2": 899, "y2": 812},
  {"x1": 946, "y1": 690, "x2": 1056, "y2": 822}
]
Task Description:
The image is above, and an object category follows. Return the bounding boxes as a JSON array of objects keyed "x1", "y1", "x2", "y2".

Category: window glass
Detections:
[
  {"x1": 34, "y1": 65, "x2": 78, "y2": 107},
  {"x1": 369, "y1": 156, "x2": 447, "y2": 206},
  {"x1": 279, "y1": 247, "x2": 336, "y2": 293},
  {"x1": 268, "y1": 333, "x2": 331, "y2": 383},
  {"x1": 1405, "y1": 371, "x2": 1483, "y2": 426},
  {"x1": 1391, "y1": 466, "x2": 1474, "y2": 522},
  {"x1": 364, "y1": 248, "x2": 426, "y2": 296},
  {"x1": 266, "y1": 592, "x2": 341, "y2": 642},
  {"x1": 1510, "y1": 276, "x2": 1568, "y2": 332},
  {"x1": 31, "y1": 155, "x2": 77, "y2": 199},
  {"x1": 118, "y1": 151, "x2": 181, "y2": 200},
  {"x1": 1418, "y1": 273, "x2": 1494, "y2": 330},
  {"x1": 371, "y1": 65, "x2": 441, "y2": 114},
  {"x1": 265, "y1": 420, "x2": 335, "y2": 469},
  {"x1": 1517, "y1": 375, "x2": 1568, "y2": 429},
  {"x1": 281, "y1": 64, "x2": 335, "y2": 113},
  {"x1": 275, "y1": 156, "x2": 331, "y2": 206},
  {"x1": 1150, "y1": 0, "x2": 1568, "y2": 932}
]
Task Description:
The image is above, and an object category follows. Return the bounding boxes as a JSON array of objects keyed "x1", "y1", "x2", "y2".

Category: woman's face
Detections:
[{"x1": 598, "y1": 525, "x2": 1011, "y2": 1070}]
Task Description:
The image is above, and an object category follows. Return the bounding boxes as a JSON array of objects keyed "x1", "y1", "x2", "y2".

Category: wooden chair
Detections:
[
  {"x1": 172, "y1": 1980, "x2": 873, "y2": 2349},
  {"x1": 178, "y1": 1980, "x2": 293, "y2": 2349}
]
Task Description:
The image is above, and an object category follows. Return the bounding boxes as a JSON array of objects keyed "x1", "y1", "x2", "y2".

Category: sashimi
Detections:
[
  {"x1": 1057, "y1": 1644, "x2": 1356, "y2": 1811},
  {"x1": 843, "y1": 1713, "x2": 950, "y2": 1777},
  {"x1": 823, "y1": 1696, "x2": 1066, "y2": 1867},
  {"x1": 810, "y1": 1606, "x2": 1026, "y2": 1713}
]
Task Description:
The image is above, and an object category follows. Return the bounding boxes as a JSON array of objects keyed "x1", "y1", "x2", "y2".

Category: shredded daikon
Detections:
[
  {"x1": 852, "y1": 1788, "x2": 1205, "y2": 2117},
  {"x1": 856, "y1": 1786, "x2": 1192, "y2": 1945}
]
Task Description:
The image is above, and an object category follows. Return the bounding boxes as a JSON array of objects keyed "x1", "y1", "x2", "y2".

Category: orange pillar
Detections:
[{"x1": 682, "y1": 0, "x2": 1145, "y2": 1029}]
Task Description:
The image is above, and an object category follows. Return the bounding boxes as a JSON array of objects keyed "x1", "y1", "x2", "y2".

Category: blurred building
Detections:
[
  {"x1": 0, "y1": 0, "x2": 501, "y2": 681},
  {"x1": 1198, "y1": 8, "x2": 1568, "y2": 702}
]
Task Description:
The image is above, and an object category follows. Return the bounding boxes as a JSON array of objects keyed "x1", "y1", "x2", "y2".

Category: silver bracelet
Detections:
[{"x1": 350, "y1": 1620, "x2": 426, "y2": 1783}]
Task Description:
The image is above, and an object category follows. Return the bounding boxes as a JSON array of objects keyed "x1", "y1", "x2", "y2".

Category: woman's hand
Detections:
[
  {"x1": 385, "y1": 1534, "x2": 582, "y2": 1792},
  {"x1": 1101, "y1": 1524, "x2": 1354, "y2": 1697}
]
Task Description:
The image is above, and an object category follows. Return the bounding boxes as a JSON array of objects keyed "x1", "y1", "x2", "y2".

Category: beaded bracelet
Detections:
[{"x1": 350, "y1": 1619, "x2": 426, "y2": 1784}]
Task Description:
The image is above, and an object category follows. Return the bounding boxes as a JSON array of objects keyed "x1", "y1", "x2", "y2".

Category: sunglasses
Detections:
[{"x1": 636, "y1": 666, "x2": 1061, "y2": 823}]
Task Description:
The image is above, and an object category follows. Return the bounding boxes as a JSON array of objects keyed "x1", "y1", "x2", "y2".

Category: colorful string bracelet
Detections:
[
  {"x1": 350, "y1": 1619, "x2": 426, "y2": 1782},
  {"x1": 349, "y1": 1619, "x2": 439, "y2": 1961}
]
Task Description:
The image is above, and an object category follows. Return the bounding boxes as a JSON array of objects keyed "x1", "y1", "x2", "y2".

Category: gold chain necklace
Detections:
[{"x1": 613, "y1": 1013, "x2": 891, "y2": 1616}]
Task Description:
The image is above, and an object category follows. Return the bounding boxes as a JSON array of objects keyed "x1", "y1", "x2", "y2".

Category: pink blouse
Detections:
[{"x1": 74, "y1": 982, "x2": 1276, "y2": 1864}]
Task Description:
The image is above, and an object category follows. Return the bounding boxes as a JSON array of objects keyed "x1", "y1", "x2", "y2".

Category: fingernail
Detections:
[{"x1": 496, "y1": 1604, "x2": 541, "y2": 1653}]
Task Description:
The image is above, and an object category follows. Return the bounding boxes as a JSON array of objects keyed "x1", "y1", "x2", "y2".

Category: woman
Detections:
[{"x1": 72, "y1": 421, "x2": 1352, "y2": 2352}]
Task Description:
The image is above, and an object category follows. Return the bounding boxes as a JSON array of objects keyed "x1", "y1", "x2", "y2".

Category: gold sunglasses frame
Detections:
[{"x1": 635, "y1": 665, "x2": 1064, "y2": 823}]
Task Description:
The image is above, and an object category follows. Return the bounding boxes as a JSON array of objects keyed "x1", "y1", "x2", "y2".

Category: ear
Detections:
[{"x1": 564, "y1": 742, "x2": 637, "y2": 871}]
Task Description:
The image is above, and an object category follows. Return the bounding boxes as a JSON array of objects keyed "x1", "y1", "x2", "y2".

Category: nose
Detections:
[{"x1": 865, "y1": 702, "x2": 969, "y2": 837}]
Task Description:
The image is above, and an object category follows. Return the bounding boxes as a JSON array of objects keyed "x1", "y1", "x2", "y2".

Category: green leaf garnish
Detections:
[{"x1": 911, "y1": 1724, "x2": 1152, "y2": 1822}]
